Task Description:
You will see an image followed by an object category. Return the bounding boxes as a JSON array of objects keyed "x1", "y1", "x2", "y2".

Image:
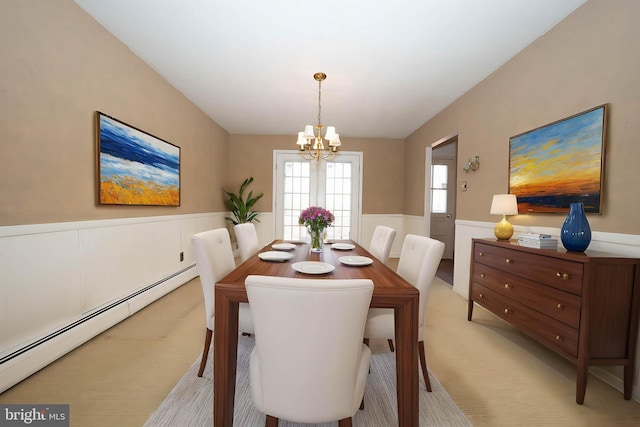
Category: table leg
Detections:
[
  {"x1": 394, "y1": 297, "x2": 419, "y2": 426},
  {"x1": 214, "y1": 290, "x2": 239, "y2": 427}
]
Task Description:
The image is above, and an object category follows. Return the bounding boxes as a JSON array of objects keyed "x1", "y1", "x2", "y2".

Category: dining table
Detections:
[{"x1": 213, "y1": 239, "x2": 420, "y2": 426}]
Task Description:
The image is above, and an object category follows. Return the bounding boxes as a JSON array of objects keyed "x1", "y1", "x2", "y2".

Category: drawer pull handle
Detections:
[
  {"x1": 479, "y1": 252, "x2": 484, "y2": 256},
  {"x1": 555, "y1": 335, "x2": 562, "y2": 341},
  {"x1": 505, "y1": 258, "x2": 511, "y2": 263},
  {"x1": 480, "y1": 273, "x2": 485, "y2": 278},
  {"x1": 504, "y1": 308, "x2": 510, "y2": 314},
  {"x1": 556, "y1": 272, "x2": 570, "y2": 280},
  {"x1": 479, "y1": 293, "x2": 484, "y2": 298},
  {"x1": 557, "y1": 303, "x2": 564, "y2": 310},
  {"x1": 504, "y1": 283, "x2": 510, "y2": 289}
]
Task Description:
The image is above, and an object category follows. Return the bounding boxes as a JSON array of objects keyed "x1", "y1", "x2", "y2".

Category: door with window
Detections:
[
  {"x1": 274, "y1": 151, "x2": 362, "y2": 242},
  {"x1": 430, "y1": 157, "x2": 455, "y2": 259}
]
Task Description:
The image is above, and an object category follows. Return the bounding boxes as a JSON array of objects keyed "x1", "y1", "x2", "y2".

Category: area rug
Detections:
[{"x1": 144, "y1": 336, "x2": 471, "y2": 426}]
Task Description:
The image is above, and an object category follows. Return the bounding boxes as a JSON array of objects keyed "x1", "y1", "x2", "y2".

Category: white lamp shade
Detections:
[
  {"x1": 490, "y1": 194, "x2": 518, "y2": 215},
  {"x1": 324, "y1": 126, "x2": 337, "y2": 142},
  {"x1": 303, "y1": 125, "x2": 315, "y2": 139},
  {"x1": 329, "y1": 133, "x2": 341, "y2": 147},
  {"x1": 296, "y1": 131, "x2": 307, "y2": 146}
]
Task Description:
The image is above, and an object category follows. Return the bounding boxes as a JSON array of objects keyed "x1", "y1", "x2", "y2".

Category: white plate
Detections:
[
  {"x1": 258, "y1": 251, "x2": 294, "y2": 262},
  {"x1": 338, "y1": 256, "x2": 373, "y2": 266},
  {"x1": 272, "y1": 243, "x2": 296, "y2": 251},
  {"x1": 331, "y1": 242, "x2": 355, "y2": 251},
  {"x1": 291, "y1": 261, "x2": 335, "y2": 275}
]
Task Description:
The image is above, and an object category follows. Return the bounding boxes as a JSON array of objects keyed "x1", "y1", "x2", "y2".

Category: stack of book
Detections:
[{"x1": 517, "y1": 233, "x2": 558, "y2": 249}]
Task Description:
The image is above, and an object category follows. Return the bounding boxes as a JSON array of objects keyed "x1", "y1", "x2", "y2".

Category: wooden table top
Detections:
[{"x1": 216, "y1": 240, "x2": 417, "y2": 306}]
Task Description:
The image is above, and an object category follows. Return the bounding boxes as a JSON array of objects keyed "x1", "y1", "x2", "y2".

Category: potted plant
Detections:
[{"x1": 223, "y1": 177, "x2": 264, "y2": 225}]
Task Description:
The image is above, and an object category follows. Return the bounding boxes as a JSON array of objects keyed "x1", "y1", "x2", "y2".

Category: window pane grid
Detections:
[
  {"x1": 325, "y1": 162, "x2": 351, "y2": 240},
  {"x1": 431, "y1": 164, "x2": 448, "y2": 213},
  {"x1": 283, "y1": 161, "x2": 311, "y2": 240}
]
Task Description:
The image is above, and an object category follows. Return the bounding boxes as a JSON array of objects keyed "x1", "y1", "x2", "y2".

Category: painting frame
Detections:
[
  {"x1": 508, "y1": 104, "x2": 607, "y2": 214},
  {"x1": 96, "y1": 112, "x2": 181, "y2": 206}
]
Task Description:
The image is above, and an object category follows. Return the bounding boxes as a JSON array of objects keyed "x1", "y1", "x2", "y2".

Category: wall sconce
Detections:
[{"x1": 463, "y1": 155, "x2": 480, "y2": 173}]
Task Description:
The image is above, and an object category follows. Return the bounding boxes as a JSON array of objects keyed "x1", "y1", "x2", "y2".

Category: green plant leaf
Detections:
[{"x1": 222, "y1": 177, "x2": 264, "y2": 224}]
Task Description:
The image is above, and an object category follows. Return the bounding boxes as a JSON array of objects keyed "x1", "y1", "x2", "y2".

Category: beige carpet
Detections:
[
  {"x1": 3, "y1": 273, "x2": 639, "y2": 426},
  {"x1": 144, "y1": 336, "x2": 471, "y2": 426}
]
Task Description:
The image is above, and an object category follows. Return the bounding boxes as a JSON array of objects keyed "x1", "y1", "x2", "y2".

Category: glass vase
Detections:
[
  {"x1": 560, "y1": 202, "x2": 591, "y2": 252},
  {"x1": 307, "y1": 226, "x2": 325, "y2": 253}
]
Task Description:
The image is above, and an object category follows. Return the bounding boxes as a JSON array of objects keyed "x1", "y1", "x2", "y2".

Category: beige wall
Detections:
[
  {"x1": 0, "y1": 0, "x2": 229, "y2": 226},
  {"x1": 405, "y1": 0, "x2": 640, "y2": 235},
  {"x1": 228, "y1": 135, "x2": 405, "y2": 215},
  {"x1": 3, "y1": 0, "x2": 639, "y2": 237}
]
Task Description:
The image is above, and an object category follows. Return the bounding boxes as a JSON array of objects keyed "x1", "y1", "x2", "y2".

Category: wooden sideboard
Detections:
[{"x1": 467, "y1": 238, "x2": 640, "y2": 404}]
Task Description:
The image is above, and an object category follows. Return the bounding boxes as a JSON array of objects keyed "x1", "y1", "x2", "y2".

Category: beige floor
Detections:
[{"x1": 1, "y1": 260, "x2": 640, "y2": 426}]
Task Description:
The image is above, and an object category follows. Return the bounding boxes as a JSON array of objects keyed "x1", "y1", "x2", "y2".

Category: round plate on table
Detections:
[
  {"x1": 338, "y1": 256, "x2": 373, "y2": 266},
  {"x1": 291, "y1": 261, "x2": 335, "y2": 274},
  {"x1": 272, "y1": 243, "x2": 297, "y2": 251},
  {"x1": 331, "y1": 242, "x2": 355, "y2": 250},
  {"x1": 258, "y1": 251, "x2": 295, "y2": 262}
]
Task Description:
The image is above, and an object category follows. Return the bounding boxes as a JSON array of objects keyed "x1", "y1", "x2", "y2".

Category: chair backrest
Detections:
[
  {"x1": 245, "y1": 275, "x2": 374, "y2": 423},
  {"x1": 396, "y1": 235, "x2": 445, "y2": 329},
  {"x1": 191, "y1": 228, "x2": 236, "y2": 329},
  {"x1": 234, "y1": 223, "x2": 261, "y2": 263},
  {"x1": 368, "y1": 225, "x2": 397, "y2": 264}
]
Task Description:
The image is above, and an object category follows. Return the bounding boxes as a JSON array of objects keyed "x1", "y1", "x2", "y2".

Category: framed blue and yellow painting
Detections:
[
  {"x1": 509, "y1": 104, "x2": 607, "y2": 214},
  {"x1": 96, "y1": 112, "x2": 180, "y2": 206}
]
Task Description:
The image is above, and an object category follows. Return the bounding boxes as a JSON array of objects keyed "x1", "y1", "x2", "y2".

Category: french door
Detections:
[{"x1": 273, "y1": 150, "x2": 362, "y2": 242}]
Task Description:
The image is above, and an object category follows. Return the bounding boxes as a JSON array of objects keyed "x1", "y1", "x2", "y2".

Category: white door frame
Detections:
[
  {"x1": 424, "y1": 133, "x2": 458, "y2": 238},
  {"x1": 272, "y1": 150, "x2": 363, "y2": 242}
]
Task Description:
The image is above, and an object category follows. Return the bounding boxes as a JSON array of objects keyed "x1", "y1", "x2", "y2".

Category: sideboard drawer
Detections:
[
  {"x1": 472, "y1": 284, "x2": 579, "y2": 358},
  {"x1": 474, "y1": 242, "x2": 583, "y2": 295},
  {"x1": 473, "y1": 263, "x2": 581, "y2": 328}
]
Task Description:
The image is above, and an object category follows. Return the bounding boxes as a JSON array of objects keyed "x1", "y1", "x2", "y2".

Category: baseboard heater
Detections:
[{"x1": 0, "y1": 264, "x2": 196, "y2": 365}]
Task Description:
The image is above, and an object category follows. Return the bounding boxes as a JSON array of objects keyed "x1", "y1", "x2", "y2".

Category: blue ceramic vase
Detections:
[{"x1": 560, "y1": 202, "x2": 591, "y2": 252}]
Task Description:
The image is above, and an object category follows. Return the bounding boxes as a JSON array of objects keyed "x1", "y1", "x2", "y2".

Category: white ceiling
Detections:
[{"x1": 74, "y1": 0, "x2": 586, "y2": 139}]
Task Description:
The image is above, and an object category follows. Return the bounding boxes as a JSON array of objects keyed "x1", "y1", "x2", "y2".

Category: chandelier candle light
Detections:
[
  {"x1": 490, "y1": 194, "x2": 518, "y2": 240},
  {"x1": 299, "y1": 206, "x2": 334, "y2": 252},
  {"x1": 296, "y1": 72, "x2": 341, "y2": 161}
]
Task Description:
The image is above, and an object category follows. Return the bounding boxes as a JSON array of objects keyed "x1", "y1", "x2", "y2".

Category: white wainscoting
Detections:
[
  {"x1": 454, "y1": 219, "x2": 640, "y2": 402},
  {"x1": 0, "y1": 213, "x2": 228, "y2": 393},
  {"x1": 3, "y1": 212, "x2": 638, "y2": 401}
]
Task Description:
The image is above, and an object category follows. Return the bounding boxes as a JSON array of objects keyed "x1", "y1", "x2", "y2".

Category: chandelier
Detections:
[{"x1": 295, "y1": 72, "x2": 341, "y2": 160}]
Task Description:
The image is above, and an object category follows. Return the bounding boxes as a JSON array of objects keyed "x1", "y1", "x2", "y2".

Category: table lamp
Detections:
[{"x1": 490, "y1": 194, "x2": 518, "y2": 240}]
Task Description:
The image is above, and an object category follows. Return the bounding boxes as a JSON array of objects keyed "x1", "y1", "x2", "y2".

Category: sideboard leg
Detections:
[
  {"x1": 623, "y1": 364, "x2": 632, "y2": 400},
  {"x1": 576, "y1": 359, "x2": 588, "y2": 405},
  {"x1": 467, "y1": 299, "x2": 474, "y2": 321}
]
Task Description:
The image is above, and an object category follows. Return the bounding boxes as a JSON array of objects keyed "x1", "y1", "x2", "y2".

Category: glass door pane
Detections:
[
  {"x1": 322, "y1": 161, "x2": 352, "y2": 240},
  {"x1": 282, "y1": 160, "x2": 312, "y2": 240},
  {"x1": 274, "y1": 151, "x2": 361, "y2": 242}
]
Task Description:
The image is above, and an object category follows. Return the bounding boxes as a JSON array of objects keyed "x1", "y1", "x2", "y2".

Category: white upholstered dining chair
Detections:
[
  {"x1": 191, "y1": 228, "x2": 254, "y2": 377},
  {"x1": 245, "y1": 275, "x2": 374, "y2": 427},
  {"x1": 234, "y1": 222, "x2": 261, "y2": 263},
  {"x1": 368, "y1": 225, "x2": 396, "y2": 266},
  {"x1": 363, "y1": 234, "x2": 444, "y2": 391}
]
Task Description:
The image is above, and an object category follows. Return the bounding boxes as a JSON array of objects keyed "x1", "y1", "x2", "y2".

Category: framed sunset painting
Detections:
[
  {"x1": 96, "y1": 112, "x2": 180, "y2": 206},
  {"x1": 509, "y1": 104, "x2": 607, "y2": 214}
]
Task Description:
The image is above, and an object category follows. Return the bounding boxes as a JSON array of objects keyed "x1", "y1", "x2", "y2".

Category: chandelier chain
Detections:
[{"x1": 317, "y1": 78, "x2": 322, "y2": 129}]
